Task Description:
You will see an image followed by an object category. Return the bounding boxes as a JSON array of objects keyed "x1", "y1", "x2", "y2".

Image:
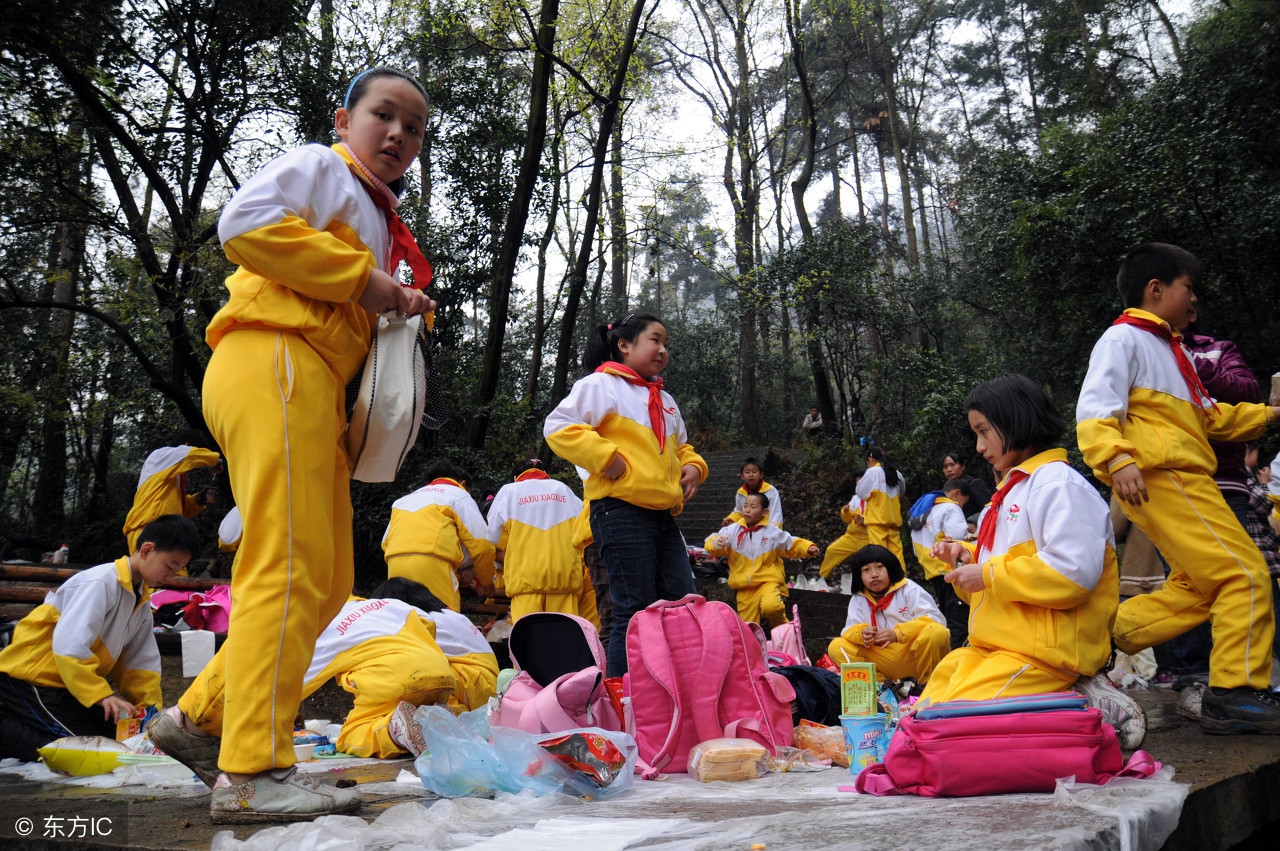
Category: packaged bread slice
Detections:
[{"x1": 687, "y1": 738, "x2": 768, "y2": 782}]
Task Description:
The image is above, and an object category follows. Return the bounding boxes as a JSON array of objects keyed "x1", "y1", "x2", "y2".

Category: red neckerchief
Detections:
[
  {"x1": 975, "y1": 470, "x2": 1029, "y2": 558},
  {"x1": 1113, "y1": 311, "x2": 1216, "y2": 411},
  {"x1": 428, "y1": 478, "x2": 461, "y2": 488},
  {"x1": 342, "y1": 144, "x2": 433, "y2": 290},
  {"x1": 515, "y1": 469, "x2": 550, "y2": 482},
  {"x1": 595, "y1": 361, "x2": 669, "y2": 448},
  {"x1": 736, "y1": 524, "x2": 766, "y2": 546},
  {"x1": 867, "y1": 587, "x2": 898, "y2": 628}
]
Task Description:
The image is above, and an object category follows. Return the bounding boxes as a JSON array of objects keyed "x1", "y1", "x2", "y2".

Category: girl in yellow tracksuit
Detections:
[
  {"x1": 827, "y1": 545, "x2": 950, "y2": 683},
  {"x1": 544, "y1": 313, "x2": 708, "y2": 677},
  {"x1": 820, "y1": 473, "x2": 870, "y2": 579},
  {"x1": 486, "y1": 459, "x2": 597, "y2": 625},
  {"x1": 705, "y1": 493, "x2": 819, "y2": 628},
  {"x1": 382, "y1": 460, "x2": 496, "y2": 611},
  {"x1": 174, "y1": 68, "x2": 436, "y2": 800},
  {"x1": 857, "y1": 446, "x2": 905, "y2": 561},
  {"x1": 122, "y1": 440, "x2": 221, "y2": 554},
  {"x1": 926, "y1": 375, "x2": 1119, "y2": 703}
]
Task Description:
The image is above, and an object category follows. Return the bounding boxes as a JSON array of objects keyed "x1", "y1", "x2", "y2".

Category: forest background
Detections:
[{"x1": 3, "y1": 0, "x2": 1279, "y2": 583}]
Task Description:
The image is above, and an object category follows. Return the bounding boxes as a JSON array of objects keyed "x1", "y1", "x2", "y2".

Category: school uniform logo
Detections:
[{"x1": 1005, "y1": 504, "x2": 1022, "y2": 523}]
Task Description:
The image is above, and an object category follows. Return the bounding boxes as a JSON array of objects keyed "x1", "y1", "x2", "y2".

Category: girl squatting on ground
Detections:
[
  {"x1": 150, "y1": 67, "x2": 436, "y2": 823},
  {"x1": 544, "y1": 314, "x2": 708, "y2": 677}
]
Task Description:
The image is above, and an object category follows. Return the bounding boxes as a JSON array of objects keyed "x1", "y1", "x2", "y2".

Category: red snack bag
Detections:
[{"x1": 538, "y1": 732, "x2": 626, "y2": 787}]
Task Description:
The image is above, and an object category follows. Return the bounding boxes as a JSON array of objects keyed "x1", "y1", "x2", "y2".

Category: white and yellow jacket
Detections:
[
  {"x1": 727, "y1": 482, "x2": 784, "y2": 528},
  {"x1": 0, "y1": 559, "x2": 161, "y2": 708},
  {"x1": 958, "y1": 449, "x2": 1118, "y2": 677},
  {"x1": 424, "y1": 607, "x2": 500, "y2": 710},
  {"x1": 382, "y1": 479, "x2": 496, "y2": 586},
  {"x1": 122, "y1": 445, "x2": 221, "y2": 545},
  {"x1": 486, "y1": 474, "x2": 584, "y2": 596},
  {"x1": 856, "y1": 465, "x2": 905, "y2": 528},
  {"x1": 705, "y1": 523, "x2": 815, "y2": 590},
  {"x1": 839, "y1": 577, "x2": 944, "y2": 641},
  {"x1": 1077, "y1": 308, "x2": 1273, "y2": 483},
  {"x1": 544, "y1": 371, "x2": 707, "y2": 514},
  {"x1": 910, "y1": 497, "x2": 968, "y2": 580},
  {"x1": 210, "y1": 143, "x2": 392, "y2": 383}
]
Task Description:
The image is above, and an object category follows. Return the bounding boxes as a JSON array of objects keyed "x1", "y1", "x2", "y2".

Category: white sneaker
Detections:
[
  {"x1": 387, "y1": 701, "x2": 427, "y2": 758},
  {"x1": 1074, "y1": 673, "x2": 1147, "y2": 749},
  {"x1": 1176, "y1": 682, "x2": 1206, "y2": 721},
  {"x1": 210, "y1": 766, "x2": 362, "y2": 824}
]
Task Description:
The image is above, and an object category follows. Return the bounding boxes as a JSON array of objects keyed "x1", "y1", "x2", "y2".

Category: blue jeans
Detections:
[{"x1": 591, "y1": 497, "x2": 695, "y2": 676}]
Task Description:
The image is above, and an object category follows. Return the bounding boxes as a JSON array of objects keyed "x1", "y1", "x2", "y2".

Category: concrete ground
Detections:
[{"x1": 0, "y1": 685, "x2": 1277, "y2": 850}]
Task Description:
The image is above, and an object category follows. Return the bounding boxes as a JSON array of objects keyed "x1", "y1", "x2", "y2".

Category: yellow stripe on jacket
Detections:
[
  {"x1": 959, "y1": 449, "x2": 1118, "y2": 677},
  {"x1": 486, "y1": 478, "x2": 584, "y2": 596},
  {"x1": 705, "y1": 524, "x2": 814, "y2": 589},
  {"x1": 544, "y1": 371, "x2": 707, "y2": 514},
  {"x1": 207, "y1": 143, "x2": 383, "y2": 383},
  {"x1": 0, "y1": 558, "x2": 161, "y2": 708},
  {"x1": 1077, "y1": 308, "x2": 1273, "y2": 482}
]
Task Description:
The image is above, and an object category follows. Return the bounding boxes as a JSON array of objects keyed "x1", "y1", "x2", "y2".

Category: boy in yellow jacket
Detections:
[
  {"x1": 1077, "y1": 242, "x2": 1280, "y2": 734},
  {"x1": 0, "y1": 516, "x2": 199, "y2": 761},
  {"x1": 706, "y1": 493, "x2": 819, "y2": 628},
  {"x1": 820, "y1": 471, "x2": 871, "y2": 579}
]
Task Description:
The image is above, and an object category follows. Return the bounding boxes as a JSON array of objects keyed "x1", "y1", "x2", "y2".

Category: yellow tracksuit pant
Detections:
[
  {"x1": 865, "y1": 524, "x2": 903, "y2": 563},
  {"x1": 185, "y1": 330, "x2": 355, "y2": 775},
  {"x1": 1112, "y1": 468, "x2": 1276, "y2": 690},
  {"x1": 445, "y1": 653, "x2": 501, "y2": 712},
  {"x1": 820, "y1": 527, "x2": 871, "y2": 578},
  {"x1": 387, "y1": 554, "x2": 461, "y2": 612},
  {"x1": 179, "y1": 640, "x2": 457, "y2": 758},
  {"x1": 736, "y1": 582, "x2": 789, "y2": 628},
  {"x1": 509, "y1": 567, "x2": 600, "y2": 629},
  {"x1": 827, "y1": 619, "x2": 951, "y2": 683},
  {"x1": 920, "y1": 647, "x2": 1078, "y2": 703}
]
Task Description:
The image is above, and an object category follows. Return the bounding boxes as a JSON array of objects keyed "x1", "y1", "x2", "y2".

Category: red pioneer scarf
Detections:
[
  {"x1": 867, "y1": 587, "x2": 899, "y2": 628},
  {"x1": 342, "y1": 144, "x2": 433, "y2": 289},
  {"x1": 736, "y1": 524, "x2": 766, "y2": 547},
  {"x1": 596, "y1": 362, "x2": 669, "y2": 448},
  {"x1": 1113, "y1": 311, "x2": 1216, "y2": 411},
  {"x1": 515, "y1": 468, "x2": 550, "y2": 482},
  {"x1": 974, "y1": 470, "x2": 1029, "y2": 558}
]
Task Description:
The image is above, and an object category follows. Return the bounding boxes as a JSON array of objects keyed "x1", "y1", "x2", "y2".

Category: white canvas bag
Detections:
[{"x1": 347, "y1": 312, "x2": 427, "y2": 482}]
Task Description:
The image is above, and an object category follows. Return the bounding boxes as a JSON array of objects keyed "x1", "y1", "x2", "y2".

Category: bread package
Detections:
[
  {"x1": 687, "y1": 737, "x2": 768, "y2": 782},
  {"x1": 794, "y1": 720, "x2": 849, "y2": 768}
]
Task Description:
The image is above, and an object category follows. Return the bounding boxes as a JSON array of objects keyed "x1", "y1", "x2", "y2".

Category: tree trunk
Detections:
[
  {"x1": 468, "y1": 0, "x2": 561, "y2": 449},
  {"x1": 609, "y1": 111, "x2": 628, "y2": 319},
  {"x1": 873, "y1": 0, "x2": 918, "y2": 274}
]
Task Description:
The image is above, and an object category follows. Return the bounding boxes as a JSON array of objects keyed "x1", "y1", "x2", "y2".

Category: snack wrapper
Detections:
[{"x1": 538, "y1": 732, "x2": 626, "y2": 787}]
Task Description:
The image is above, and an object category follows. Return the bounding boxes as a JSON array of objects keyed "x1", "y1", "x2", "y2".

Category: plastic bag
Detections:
[
  {"x1": 794, "y1": 721, "x2": 849, "y2": 768},
  {"x1": 687, "y1": 738, "x2": 768, "y2": 782},
  {"x1": 414, "y1": 705, "x2": 636, "y2": 800}
]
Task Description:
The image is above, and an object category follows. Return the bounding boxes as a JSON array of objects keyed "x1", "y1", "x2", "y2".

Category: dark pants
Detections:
[
  {"x1": 0, "y1": 672, "x2": 115, "y2": 762},
  {"x1": 583, "y1": 541, "x2": 613, "y2": 658},
  {"x1": 590, "y1": 497, "x2": 695, "y2": 677},
  {"x1": 930, "y1": 575, "x2": 970, "y2": 650}
]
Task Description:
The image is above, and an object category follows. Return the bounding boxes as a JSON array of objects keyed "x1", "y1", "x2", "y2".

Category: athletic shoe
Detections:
[
  {"x1": 1073, "y1": 673, "x2": 1147, "y2": 749},
  {"x1": 1199, "y1": 686, "x2": 1280, "y2": 735},
  {"x1": 148, "y1": 708, "x2": 222, "y2": 787},
  {"x1": 1175, "y1": 682, "x2": 1206, "y2": 721},
  {"x1": 210, "y1": 766, "x2": 362, "y2": 824},
  {"x1": 387, "y1": 701, "x2": 427, "y2": 758}
]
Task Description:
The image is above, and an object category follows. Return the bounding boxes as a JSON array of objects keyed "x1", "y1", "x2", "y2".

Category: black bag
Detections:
[{"x1": 770, "y1": 664, "x2": 842, "y2": 726}]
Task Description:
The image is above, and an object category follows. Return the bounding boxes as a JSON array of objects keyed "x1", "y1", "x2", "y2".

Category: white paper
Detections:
[{"x1": 180, "y1": 629, "x2": 215, "y2": 677}]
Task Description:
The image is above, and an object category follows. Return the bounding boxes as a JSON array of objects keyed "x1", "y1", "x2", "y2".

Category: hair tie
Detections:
[
  {"x1": 607, "y1": 324, "x2": 613, "y2": 331},
  {"x1": 344, "y1": 69, "x2": 374, "y2": 109}
]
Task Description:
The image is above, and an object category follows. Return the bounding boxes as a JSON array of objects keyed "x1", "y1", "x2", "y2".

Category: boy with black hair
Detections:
[
  {"x1": 723, "y1": 456, "x2": 784, "y2": 528},
  {"x1": 0, "y1": 515, "x2": 200, "y2": 761},
  {"x1": 382, "y1": 460, "x2": 496, "y2": 610},
  {"x1": 1077, "y1": 242, "x2": 1280, "y2": 734}
]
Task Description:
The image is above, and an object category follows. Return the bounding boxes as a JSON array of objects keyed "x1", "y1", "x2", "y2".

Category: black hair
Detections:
[
  {"x1": 848, "y1": 545, "x2": 905, "y2": 594},
  {"x1": 171, "y1": 429, "x2": 211, "y2": 449},
  {"x1": 741, "y1": 491, "x2": 768, "y2": 511},
  {"x1": 424, "y1": 459, "x2": 469, "y2": 485},
  {"x1": 964, "y1": 374, "x2": 1065, "y2": 455},
  {"x1": 740, "y1": 457, "x2": 763, "y2": 475},
  {"x1": 582, "y1": 313, "x2": 664, "y2": 374},
  {"x1": 865, "y1": 445, "x2": 902, "y2": 490},
  {"x1": 1116, "y1": 242, "x2": 1202, "y2": 309},
  {"x1": 939, "y1": 450, "x2": 965, "y2": 471},
  {"x1": 511, "y1": 456, "x2": 543, "y2": 480},
  {"x1": 942, "y1": 477, "x2": 971, "y2": 499},
  {"x1": 371, "y1": 577, "x2": 446, "y2": 613},
  {"x1": 136, "y1": 515, "x2": 201, "y2": 557}
]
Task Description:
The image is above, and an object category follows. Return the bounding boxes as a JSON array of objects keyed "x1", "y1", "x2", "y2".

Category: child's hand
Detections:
[
  {"x1": 930, "y1": 540, "x2": 966, "y2": 567},
  {"x1": 722, "y1": 515, "x2": 735, "y2": 526},
  {"x1": 680, "y1": 464, "x2": 701, "y2": 501},
  {"x1": 853, "y1": 515, "x2": 865, "y2": 525},
  {"x1": 945, "y1": 562, "x2": 986, "y2": 593},
  {"x1": 807, "y1": 544, "x2": 820, "y2": 557},
  {"x1": 714, "y1": 535, "x2": 729, "y2": 550},
  {"x1": 97, "y1": 695, "x2": 136, "y2": 723},
  {"x1": 860, "y1": 626, "x2": 876, "y2": 644},
  {"x1": 1111, "y1": 464, "x2": 1148, "y2": 507},
  {"x1": 601, "y1": 454, "x2": 627, "y2": 480},
  {"x1": 358, "y1": 269, "x2": 437, "y2": 317},
  {"x1": 871, "y1": 628, "x2": 896, "y2": 647}
]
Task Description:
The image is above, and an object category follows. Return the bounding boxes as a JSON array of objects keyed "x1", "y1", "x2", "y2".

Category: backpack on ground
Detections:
[
  {"x1": 766, "y1": 603, "x2": 811, "y2": 666},
  {"x1": 626, "y1": 595, "x2": 796, "y2": 777},
  {"x1": 770, "y1": 665, "x2": 842, "y2": 726},
  {"x1": 491, "y1": 612, "x2": 623, "y2": 734},
  {"x1": 906, "y1": 490, "x2": 943, "y2": 530}
]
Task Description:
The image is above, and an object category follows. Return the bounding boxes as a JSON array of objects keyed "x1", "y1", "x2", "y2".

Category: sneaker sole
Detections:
[
  {"x1": 1199, "y1": 716, "x2": 1280, "y2": 735},
  {"x1": 210, "y1": 794, "x2": 361, "y2": 824},
  {"x1": 148, "y1": 714, "x2": 222, "y2": 788}
]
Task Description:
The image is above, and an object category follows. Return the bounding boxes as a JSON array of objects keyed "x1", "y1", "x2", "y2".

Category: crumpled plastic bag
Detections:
[
  {"x1": 414, "y1": 705, "x2": 636, "y2": 800},
  {"x1": 1052, "y1": 766, "x2": 1187, "y2": 851},
  {"x1": 1107, "y1": 648, "x2": 1158, "y2": 689}
]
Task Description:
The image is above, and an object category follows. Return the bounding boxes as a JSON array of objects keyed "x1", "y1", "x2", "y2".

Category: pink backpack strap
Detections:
[
  {"x1": 633, "y1": 606, "x2": 687, "y2": 774},
  {"x1": 1114, "y1": 749, "x2": 1160, "y2": 780},
  {"x1": 853, "y1": 762, "x2": 901, "y2": 796},
  {"x1": 688, "y1": 602, "x2": 734, "y2": 745}
]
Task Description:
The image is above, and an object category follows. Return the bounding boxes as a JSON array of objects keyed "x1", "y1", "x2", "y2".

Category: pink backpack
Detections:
[
  {"x1": 855, "y1": 705, "x2": 1159, "y2": 797},
  {"x1": 626, "y1": 595, "x2": 796, "y2": 776},
  {"x1": 766, "y1": 604, "x2": 811, "y2": 666},
  {"x1": 491, "y1": 613, "x2": 623, "y2": 734}
]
